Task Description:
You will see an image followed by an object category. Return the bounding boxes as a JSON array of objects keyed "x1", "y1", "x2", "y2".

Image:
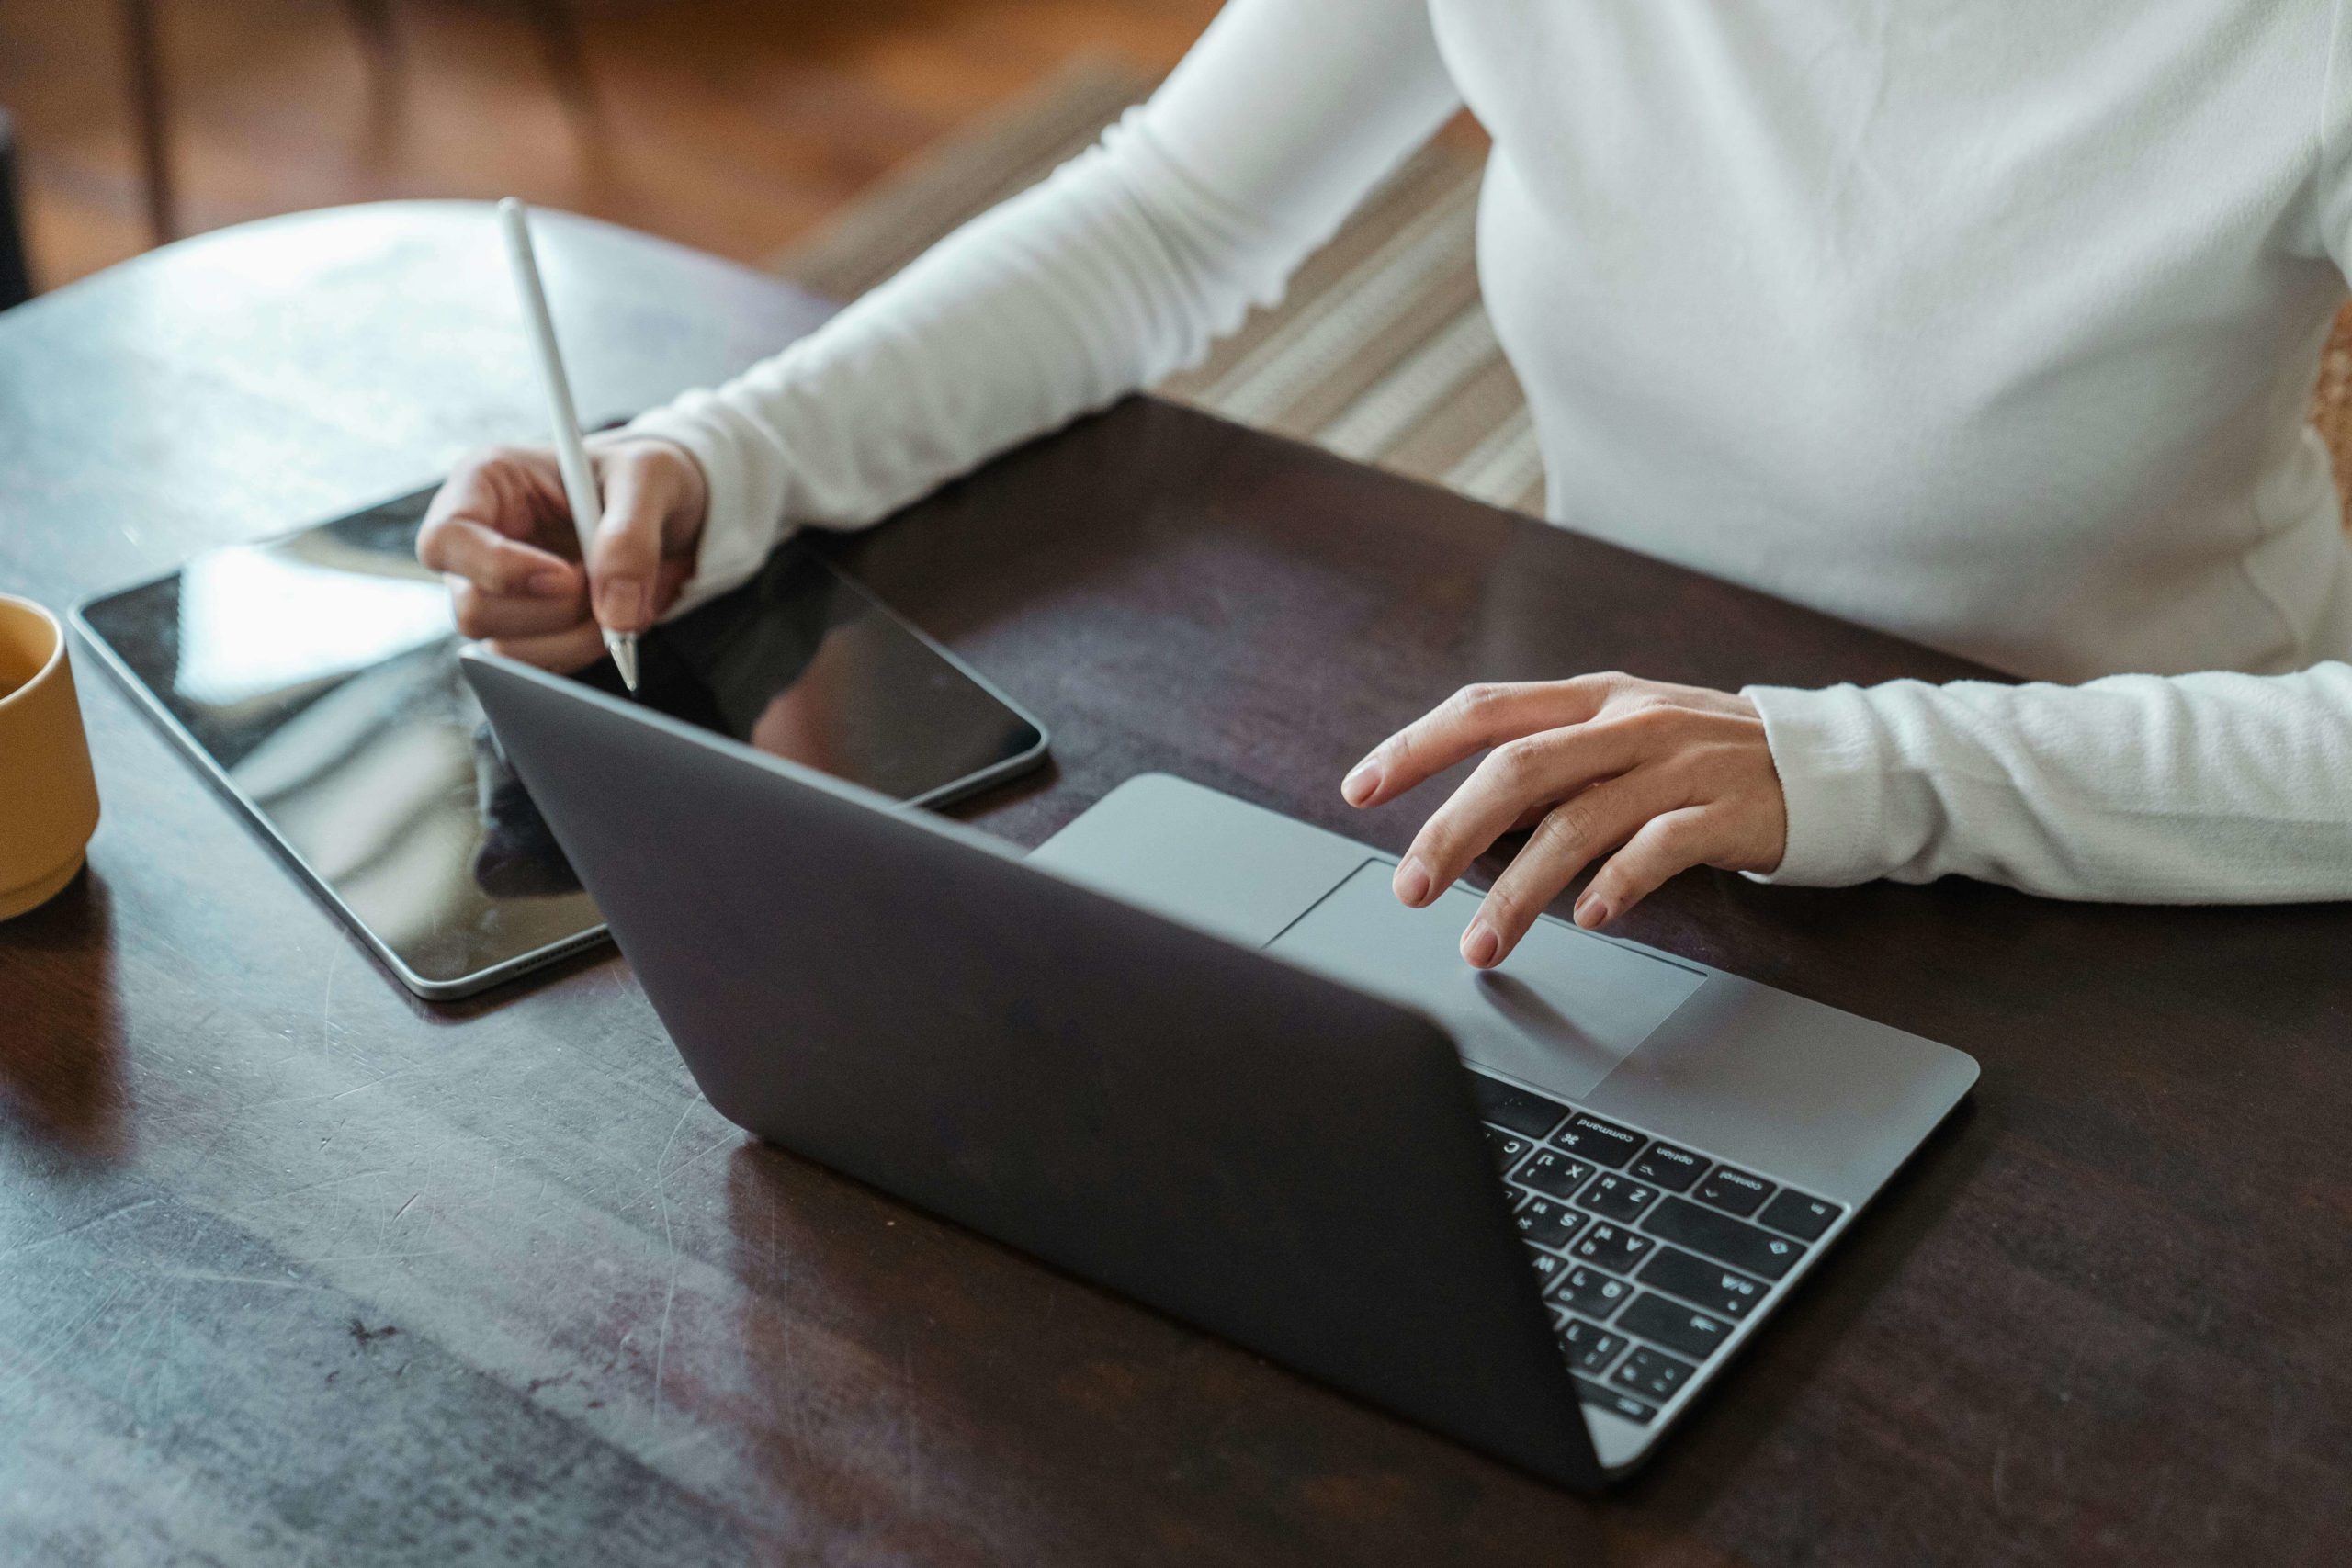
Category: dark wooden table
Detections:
[{"x1": 4, "y1": 203, "x2": 2347, "y2": 1567}]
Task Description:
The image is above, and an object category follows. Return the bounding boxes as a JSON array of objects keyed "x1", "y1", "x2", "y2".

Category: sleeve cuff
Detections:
[
  {"x1": 621, "y1": 394, "x2": 794, "y2": 618},
  {"x1": 1739, "y1": 682, "x2": 1895, "y2": 886}
]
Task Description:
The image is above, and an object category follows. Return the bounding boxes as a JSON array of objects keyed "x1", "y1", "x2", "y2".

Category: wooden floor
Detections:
[{"x1": 0, "y1": 0, "x2": 1222, "y2": 291}]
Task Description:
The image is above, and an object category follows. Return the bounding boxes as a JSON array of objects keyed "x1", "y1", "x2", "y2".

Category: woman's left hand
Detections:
[{"x1": 1340, "y1": 673, "x2": 1789, "y2": 965}]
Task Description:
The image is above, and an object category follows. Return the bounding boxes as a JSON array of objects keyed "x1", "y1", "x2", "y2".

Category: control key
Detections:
[{"x1": 1468, "y1": 1073, "x2": 1570, "y2": 1138}]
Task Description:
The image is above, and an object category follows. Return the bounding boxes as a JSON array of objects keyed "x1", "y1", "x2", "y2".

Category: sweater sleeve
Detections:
[
  {"x1": 1745, "y1": 20, "x2": 2352, "y2": 905},
  {"x1": 1741, "y1": 666, "x2": 2352, "y2": 901},
  {"x1": 2320, "y1": 0, "x2": 2352, "y2": 273},
  {"x1": 627, "y1": 0, "x2": 1462, "y2": 613}
]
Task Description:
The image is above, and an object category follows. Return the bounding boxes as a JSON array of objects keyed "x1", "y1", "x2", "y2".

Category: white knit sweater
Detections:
[{"x1": 632, "y1": 0, "x2": 2352, "y2": 902}]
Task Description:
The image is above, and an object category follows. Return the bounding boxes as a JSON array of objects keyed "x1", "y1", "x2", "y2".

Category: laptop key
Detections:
[
  {"x1": 1514, "y1": 1148, "x2": 1596, "y2": 1201},
  {"x1": 1514, "y1": 1197, "x2": 1586, "y2": 1253},
  {"x1": 1693, "y1": 1166, "x2": 1774, "y2": 1217},
  {"x1": 1555, "y1": 1316, "x2": 1627, "y2": 1376},
  {"x1": 1617, "y1": 1292, "x2": 1735, "y2": 1363},
  {"x1": 1644, "y1": 1197, "x2": 1806, "y2": 1280},
  {"x1": 1628, "y1": 1141, "x2": 1706, "y2": 1193},
  {"x1": 1638, "y1": 1247, "x2": 1767, "y2": 1320},
  {"x1": 1553, "y1": 1112, "x2": 1645, "y2": 1168},
  {"x1": 1571, "y1": 1221, "x2": 1654, "y2": 1273},
  {"x1": 1577, "y1": 1171, "x2": 1658, "y2": 1224},
  {"x1": 1527, "y1": 1249, "x2": 1569, "y2": 1292},
  {"x1": 1551, "y1": 1263, "x2": 1634, "y2": 1321},
  {"x1": 1483, "y1": 1125, "x2": 1535, "y2": 1174},
  {"x1": 1573, "y1": 1376, "x2": 1657, "y2": 1425},
  {"x1": 1611, "y1": 1346, "x2": 1699, "y2": 1403},
  {"x1": 1758, "y1": 1189, "x2": 1844, "y2": 1242},
  {"x1": 1469, "y1": 1074, "x2": 1570, "y2": 1138}
]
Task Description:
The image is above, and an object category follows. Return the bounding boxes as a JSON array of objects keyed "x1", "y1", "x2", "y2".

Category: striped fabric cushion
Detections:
[{"x1": 774, "y1": 58, "x2": 2352, "y2": 529}]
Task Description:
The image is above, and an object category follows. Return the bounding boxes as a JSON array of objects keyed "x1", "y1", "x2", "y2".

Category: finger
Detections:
[
  {"x1": 648, "y1": 556, "x2": 695, "y2": 620},
  {"x1": 418, "y1": 515, "x2": 576, "y2": 597},
  {"x1": 483, "y1": 622, "x2": 610, "y2": 675},
  {"x1": 1341, "y1": 675, "x2": 1622, "y2": 808},
  {"x1": 1574, "y1": 807, "x2": 1723, "y2": 930},
  {"x1": 450, "y1": 577, "x2": 589, "y2": 641},
  {"x1": 462, "y1": 550, "x2": 691, "y2": 657},
  {"x1": 1461, "y1": 776, "x2": 1665, "y2": 967},
  {"x1": 595, "y1": 440, "x2": 703, "y2": 557},
  {"x1": 1392, "y1": 722, "x2": 1645, "y2": 908},
  {"x1": 479, "y1": 550, "x2": 694, "y2": 667},
  {"x1": 1486, "y1": 798, "x2": 1600, "y2": 862},
  {"x1": 1508, "y1": 800, "x2": 1553, "y2": 834},
  {"x1": 419, "y1": 446, "x2": 569, "y2": 544},
  {"x1": 582, "y1": 452, "x2": 675, "y2": 634}
]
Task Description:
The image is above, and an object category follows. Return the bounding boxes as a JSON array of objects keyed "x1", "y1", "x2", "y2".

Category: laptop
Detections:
[{"x1": 461, "y1": 648, "x2": 1978, "y2": 1489}]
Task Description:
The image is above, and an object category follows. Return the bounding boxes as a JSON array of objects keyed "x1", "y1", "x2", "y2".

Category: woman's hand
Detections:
[
  {"x1": 416, "y1": 437, "x2": 709, "y2": 672},
  {"x1": 1340, "y1": 674, "x2": 1788, "y2": 964}
]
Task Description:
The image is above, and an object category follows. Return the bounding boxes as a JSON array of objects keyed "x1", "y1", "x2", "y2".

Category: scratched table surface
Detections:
[{"x1": 3, "y1": 203, "x2": 2349, "y2": 1567}]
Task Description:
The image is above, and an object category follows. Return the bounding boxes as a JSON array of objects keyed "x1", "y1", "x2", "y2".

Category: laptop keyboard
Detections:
[{"x1": 1471, "y1": 1071, "x2": 1845, "y2": 1427}]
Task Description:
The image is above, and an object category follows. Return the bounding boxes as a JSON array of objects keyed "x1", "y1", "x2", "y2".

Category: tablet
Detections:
[{"x1": 74, "y1": 483, "x2": 1050, "y2": 999}]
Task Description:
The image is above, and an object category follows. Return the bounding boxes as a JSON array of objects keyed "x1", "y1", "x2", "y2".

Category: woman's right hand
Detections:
[{"x1": 416, "y1": 437, "x2": 710, "y2": 671}]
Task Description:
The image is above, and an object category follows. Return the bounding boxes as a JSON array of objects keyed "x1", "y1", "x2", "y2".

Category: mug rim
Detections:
[{"x1": 0, "y1": 592, "x2": 66, "y2": 715}]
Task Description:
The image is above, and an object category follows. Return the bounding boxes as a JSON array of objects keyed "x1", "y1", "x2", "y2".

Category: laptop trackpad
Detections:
[{"x1": 1268, "y1": 863, "x2": 1705, "y2": 1100}]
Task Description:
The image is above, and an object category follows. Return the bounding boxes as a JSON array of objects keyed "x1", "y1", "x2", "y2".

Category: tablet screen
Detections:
[{"x1": 76, "y1": 484, "x2": 1047, "y2": 995}]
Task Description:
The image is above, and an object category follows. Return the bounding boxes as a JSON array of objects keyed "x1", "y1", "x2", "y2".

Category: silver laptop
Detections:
[{"x1": 462, "y1": 648, "x2": 1977, "y2": 1489}]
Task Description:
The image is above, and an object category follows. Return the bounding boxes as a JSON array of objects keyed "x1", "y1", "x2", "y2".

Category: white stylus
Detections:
[{"x1": 496, "y1": 197, "x2": 639, "y2": 693}]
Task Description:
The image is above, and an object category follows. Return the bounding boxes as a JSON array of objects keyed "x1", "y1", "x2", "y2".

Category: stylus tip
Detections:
[{"x1": 607, "y1": 631, "x2": 639, "y2": 694}]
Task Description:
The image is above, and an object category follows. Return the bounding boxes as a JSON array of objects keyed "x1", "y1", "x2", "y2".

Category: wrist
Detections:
[
  {"x1": 616, "y1": 397, "x2": 778, "y2": 615},
  {"x1": 1738, "y1": 683, "x2": 1896, "y2": 886}
]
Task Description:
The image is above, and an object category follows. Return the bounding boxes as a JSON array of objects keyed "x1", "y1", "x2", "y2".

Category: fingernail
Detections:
[
  {"x1": 1394, "y1": 857, "x2": 1430, "y2": 907},
  {"x1": 599, "y1": 580, "x2": 646, "y2": 630},
  {"x1": 1341, "y1": 757, "x2": 1382, "y2": 806},
  {"x1": 527, "y1": 568, "x2": 571, "y2": 596},
  {"x1": 1463, "y1": 921, "x2": 1499, "y2": 967},
  {"x1": 1574, "y1": 893, "x2": 1611, "y2": 930}
]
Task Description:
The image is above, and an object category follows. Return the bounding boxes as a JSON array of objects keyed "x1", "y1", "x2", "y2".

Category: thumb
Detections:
[{"x1": 583, "y1": 458, "x2": 668, "y2": 634}]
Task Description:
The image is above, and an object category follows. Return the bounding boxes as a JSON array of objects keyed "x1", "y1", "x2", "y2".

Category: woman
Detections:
[{"x1": 421, "y1": 0, "x2": 2352, "y2": 970}]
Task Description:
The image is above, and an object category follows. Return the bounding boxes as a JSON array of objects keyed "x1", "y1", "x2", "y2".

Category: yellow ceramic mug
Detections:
[{"x1": 0, "y1": 594, "x2": 102, "y2": 919}]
